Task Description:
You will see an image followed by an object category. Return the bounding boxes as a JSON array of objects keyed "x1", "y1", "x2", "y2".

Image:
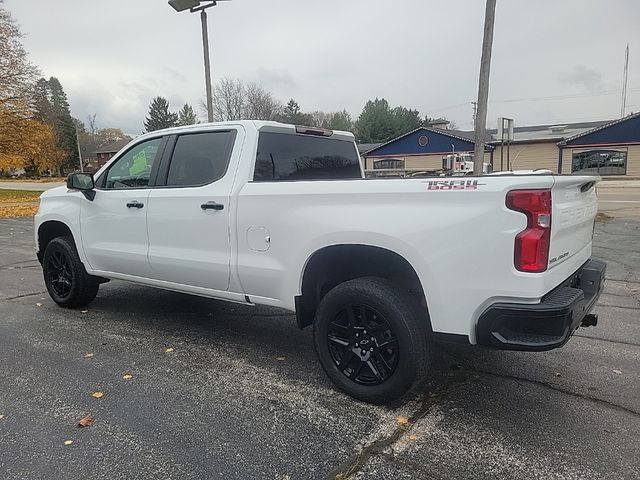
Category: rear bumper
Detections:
[{"x1": 476, "y1": 258, "x2": 606, "y2": 351}]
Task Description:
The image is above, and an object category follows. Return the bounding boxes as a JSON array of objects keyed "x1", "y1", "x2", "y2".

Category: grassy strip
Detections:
[
  {"x1": 0, "y1": 205, "x2": 38, "y2": 218},
  {"x1": 0, "y1": 189, "x2": 41, "y2": 218},
  {"x1": 0, "y1": 177, "x2": 65, "y2": 183},
  {"x1": 0, "y1": 189, "x2": 42, "y2": 202}
]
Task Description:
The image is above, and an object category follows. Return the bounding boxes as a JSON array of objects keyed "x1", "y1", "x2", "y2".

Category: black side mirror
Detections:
[{"x1": 67, "y1": 172, "x2": 96, "y2": 200}]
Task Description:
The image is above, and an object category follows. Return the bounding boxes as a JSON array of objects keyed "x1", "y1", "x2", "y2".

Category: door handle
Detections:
[
  {"x1": 126, "y1": 201, "x2": 144, "y2": 209},
  {"x1": 201, "y1": 201, "x2": 224, "y2": 211}
]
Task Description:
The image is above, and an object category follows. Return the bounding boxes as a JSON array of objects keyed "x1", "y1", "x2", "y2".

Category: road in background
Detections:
[
  {"x1": 0, "y1": 181, "x2": 65, "y2": 191},
  {"x1": 597, "y1": 181, "x2": 640, "y2": 218}
]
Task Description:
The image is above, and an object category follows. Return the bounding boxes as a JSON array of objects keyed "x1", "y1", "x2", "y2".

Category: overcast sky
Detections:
[{"x1": 6, "y1": 0, "x2": 640, "y2": 135}]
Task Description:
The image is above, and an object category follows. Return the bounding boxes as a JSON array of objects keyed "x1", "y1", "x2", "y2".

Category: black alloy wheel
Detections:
[
  {"x1": 46, "y1": 248, "x2": 73, "y2": 298},
  {"x1": 327, "y1": 304, "x2": 399, "y2": 385},
  {"x1": 42, "y1": 236, "x2": 100, "y2": 308},
  {"x1": 313, "y1": 277, "x2": 432, "y2": 404}
]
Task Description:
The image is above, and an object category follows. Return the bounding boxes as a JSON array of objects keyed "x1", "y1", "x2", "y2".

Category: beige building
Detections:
[{"x1": 362, "y1": 113, "x2": 640, "y2": 177}]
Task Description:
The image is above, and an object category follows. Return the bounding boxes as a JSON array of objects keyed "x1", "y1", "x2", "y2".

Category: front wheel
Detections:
[
  {"x1": 42, "y1": 236, "x2": 99, "y2": 308},
  {"x1": 312, "y1": 277, "x2": 432, "y2": 404}
]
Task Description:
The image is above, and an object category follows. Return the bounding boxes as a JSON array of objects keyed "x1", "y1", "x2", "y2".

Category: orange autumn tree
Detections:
[
  {"x1": 0, "y1": 1, "x2": 65, "y2": 175},
  {"x1": 0, "y1": 107, "x2": 65, "y2": 174}
]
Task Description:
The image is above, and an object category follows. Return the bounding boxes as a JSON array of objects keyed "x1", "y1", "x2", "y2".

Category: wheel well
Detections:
[
  {"x1": 37, "y1": 221, "x2": 73, "y2": 263},
  {"x1": 296, "y1": 245, "x2": 427, "y2": 329}
]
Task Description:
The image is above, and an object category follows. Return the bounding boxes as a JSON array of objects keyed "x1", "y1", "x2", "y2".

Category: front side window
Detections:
[
  {"x1": 254, "y1": 132, "x2": 361, "y2": 181},
  {"x1": 571, "y1": 149, "x2": 627, "y2": 176},
  {"x1": 166, "y1": 131, "x2": 236, "y2": 187},
  {"x1": 104, "y1": 138, "x2": 162, "y2": 189}
]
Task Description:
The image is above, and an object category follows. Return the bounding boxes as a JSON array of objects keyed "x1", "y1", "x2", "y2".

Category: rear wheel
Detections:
[
  {"x1": 43, "y1": 236, "x2": 99, "y2": 308},
  {"x1": 313, "y1": 277, "x2": 432, "y2": 404}
]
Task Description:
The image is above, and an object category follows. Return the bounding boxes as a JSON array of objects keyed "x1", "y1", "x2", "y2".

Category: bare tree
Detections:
[
  {"x1": 87, "y1": 114, "x2": 98, "y2": 136},
  {"x1": 202, "y1": 78, "x2": 283, "y2": 122},
  {"x1": 0, "y1": 2, "x2": 39, "y2": 116},
  {"x1": 245, "y1": 82, "x2": 282, "y2": 120},
  {"x1": 309, "y1": 110, "x2": 330, "y2": 128},
  {"x1": 212, "y1": 78, "x2": 245, "y2": 121}
]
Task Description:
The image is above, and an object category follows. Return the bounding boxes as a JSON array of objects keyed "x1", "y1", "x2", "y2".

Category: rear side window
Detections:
[
  {"x1": 254, "y1": 132, "x2": 361, "y2": 181},
  {"x1": 166, "y1": 131, "x2": 236, "y2": 187}
]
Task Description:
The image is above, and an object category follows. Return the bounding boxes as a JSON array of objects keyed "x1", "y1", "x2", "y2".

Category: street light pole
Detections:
[
  {"x1": 169, "y1": 0, "x2": 230, "y2": 123},
  {"x1": 200, "y1": 8, "x2": 214, "y2": 122}
]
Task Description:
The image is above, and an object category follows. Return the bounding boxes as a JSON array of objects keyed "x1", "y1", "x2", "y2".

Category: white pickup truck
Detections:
[{"x1": 35, "y1": 121, "x2": 605, "y2": 404}]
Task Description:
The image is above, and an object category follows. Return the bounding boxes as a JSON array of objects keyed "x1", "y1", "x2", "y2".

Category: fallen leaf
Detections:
[
  {"x1": 275, "y1": 356, "x2": 286, "y2": 361},
  {"x1": 81, "y1": 310, "x2": 88, "y2": 314},
  {"x1": 122, "y1": 373, "x2": 133, "y2": 380},
  {"x1": 613, "y1": 369, "x2": 622, "y2": 374},
  {"x1": 0, "y1": 415, "x2": 4, "y2": 420},
  {"x1": 408, "y1": 434, "x2": 417, "y2": 441},
  {"x1": 165, "y1": 347, "x2": 174, "y2": 353},
  {"x1": 35, "y1": 303, "x2": 43, "y2": 307},
  {"x1": 91, "y1": 391, "x2": 104, "y2": 399},
  {"x1": 83, "y1": 353, "x2": 94, "y2": 358},
  {"x1": 63, "y1": 440, "x2": 73, "y2": 446},
  {"x1": 397, "y1": 416, "x2": 409, "y2": 427},
  {"x1": 78, "y1": 415, "x2": 93, "y2": 428}
]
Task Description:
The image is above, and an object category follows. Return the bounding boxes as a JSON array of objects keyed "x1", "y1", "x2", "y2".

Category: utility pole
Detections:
[
  {"x1": 200, "y1": 8, "x2": 214, "y2": 122},
  {"x1": 473, "y1": 0, "x2": 497, "y2": 175},
  {"x1": 621, "y1": 43, "x2": 629, "y2": 118},
  {"x1": 471, "y1": 101, "x2": 478, "y2": 130},
  {"x1": 75, "y1": 124, "x2": 84, "y2": 173}
]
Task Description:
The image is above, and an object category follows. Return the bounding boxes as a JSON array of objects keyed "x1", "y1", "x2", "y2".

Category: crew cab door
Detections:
[
  {"x1": 80, "y1": 136, "x2": 167, "y2": 277},
  {"x1": 145, "y1": 128, "x2": 241, "y2": 291}
]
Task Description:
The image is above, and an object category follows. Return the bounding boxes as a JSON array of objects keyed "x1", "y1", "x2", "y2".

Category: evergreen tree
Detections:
[
  {"x1": 178, "y1": 103, "x2": 198, "y2": 126},
  {"x1": 278, "y1": 99, "x2": 313, "y2": 125},
  {"x1": 47, "y1": 77, "x2": 79, "y2": 172},
  {"x1": 144, "y1": 97, "x2": 178, "y2": 132},
  {"x1": 354, "y1": 98, "x2": 397, "y2": 143},
  {"x1": 32, "y1": 78, "x2": 54, "y2": 125},
  {"x1": 354, "y1": 98, "x2": 423, "y2": 143},
  {"x1": 327, "y1": 110, "x2": 354, "y2": 132}
]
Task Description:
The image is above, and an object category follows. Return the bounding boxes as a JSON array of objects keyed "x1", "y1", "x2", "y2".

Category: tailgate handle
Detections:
[{"x1": 580, "y1": 181, "x2": 596, "y2": 193}]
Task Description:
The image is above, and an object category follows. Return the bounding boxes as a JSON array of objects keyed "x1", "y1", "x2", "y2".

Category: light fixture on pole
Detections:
[{"x1": 169, "y1": 0, "x2": 231, "y2": 123}]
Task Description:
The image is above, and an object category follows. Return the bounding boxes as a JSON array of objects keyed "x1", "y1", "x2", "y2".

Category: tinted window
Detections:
[
  {"x1": 166, "y1": 131, "x2": 236, "y2": 187},
  {"x1": 104, "y1": 138, "x2": 162, "y2": 189},
  {"x1": 254, "y1": 132, "x2": 361, "y2": 181},
  {"x1": 571, "y1": 149, "x2": 627, "y2": 176}
]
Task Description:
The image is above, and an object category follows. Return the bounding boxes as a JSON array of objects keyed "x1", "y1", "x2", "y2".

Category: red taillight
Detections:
[{"x1": 506, "y1": 189, "x2": 552, "y2": 273}]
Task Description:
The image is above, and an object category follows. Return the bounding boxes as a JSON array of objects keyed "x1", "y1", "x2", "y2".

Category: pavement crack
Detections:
[
  {"x1": 595, "y1": 303, "x2": 640, "y2": 311},
  {"x1": 573, "y1": 333, "x2": 640, "y2": 348},
  {"x1": 2, "y1": 291, "x2": 46, "y2": 301},
  {"x1": 605, "y1": 278, "x2": 640, "y2": 285},
  {"x1": 461, "y1": 363, "x2": 640, "y2": 418},
  {"x1": 326, "y1": 380, "x2": 463, "y2": 480}
]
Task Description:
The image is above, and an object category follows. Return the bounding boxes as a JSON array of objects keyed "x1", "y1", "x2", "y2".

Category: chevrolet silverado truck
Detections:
[{"x1": 35, "y1": 121, "x2": 605, "y2": 404}]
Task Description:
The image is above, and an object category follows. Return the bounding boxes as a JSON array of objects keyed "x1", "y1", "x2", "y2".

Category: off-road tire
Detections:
[
  {"x1": 42, "y1": 236, "x2": 99, "y2": 308},
  {"x1": 313, "y1": 277, "x2": 432, "y2": 404}
]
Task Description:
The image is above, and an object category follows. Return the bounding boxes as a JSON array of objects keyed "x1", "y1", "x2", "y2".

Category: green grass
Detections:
[{"x1": 0, "y1": 189, "x2": 42, "y2": 202}]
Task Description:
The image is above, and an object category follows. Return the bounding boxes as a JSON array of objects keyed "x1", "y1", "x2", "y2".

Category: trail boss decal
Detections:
[
  {"x1": 549, "y1": 251, "x2": 570, "y2": 264},
  {"x1": 426, "y1": 180, "x2": 485, "y2": 191}
]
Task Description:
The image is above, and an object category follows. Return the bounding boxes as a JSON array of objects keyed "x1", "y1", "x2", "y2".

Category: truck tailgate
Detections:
[{"x1": 549, "y1": 176, "x2": 599, "y2": 270}]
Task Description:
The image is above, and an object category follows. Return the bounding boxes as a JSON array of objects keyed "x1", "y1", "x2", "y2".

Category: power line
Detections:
[
  {"x1": 492, "y1": 88, "x2": 640, "y2": 104},
  {"x1": 430, "y1": 88, "x2": 640, "y2": 114}
]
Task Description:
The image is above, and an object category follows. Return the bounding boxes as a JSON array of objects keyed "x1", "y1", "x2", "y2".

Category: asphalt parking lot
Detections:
[{"x1": 0, "y1": 211, "x2": 639, "y2": 479}]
